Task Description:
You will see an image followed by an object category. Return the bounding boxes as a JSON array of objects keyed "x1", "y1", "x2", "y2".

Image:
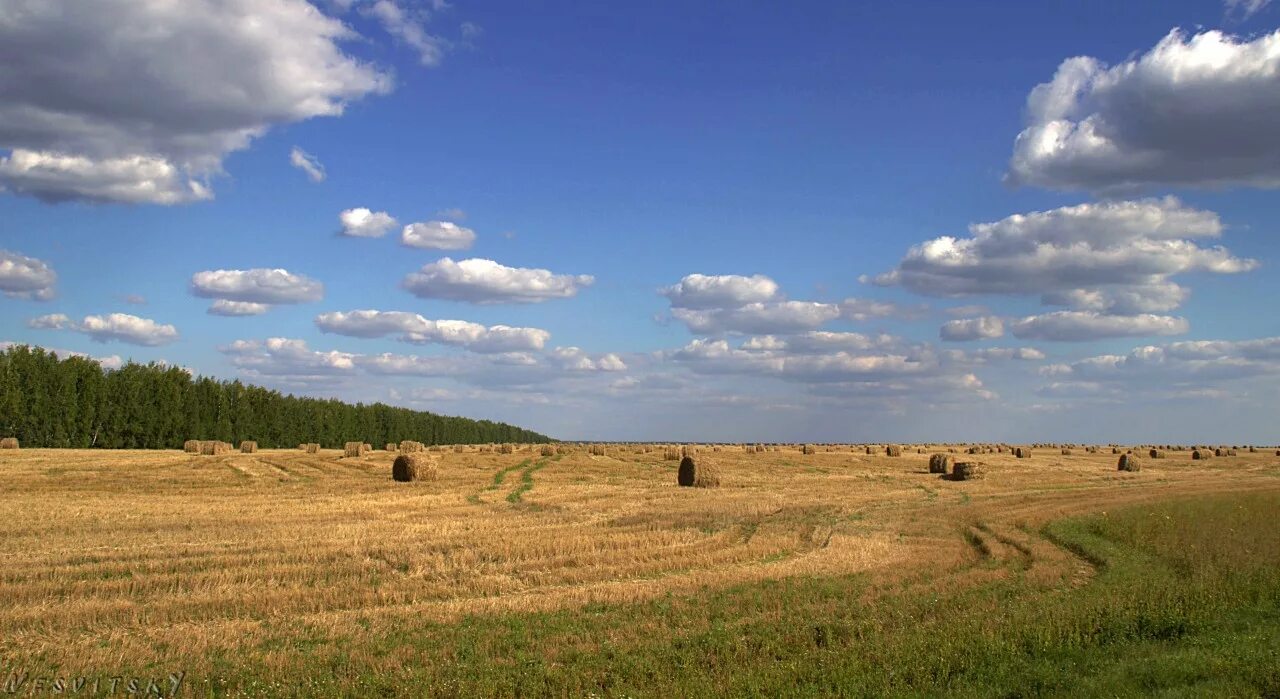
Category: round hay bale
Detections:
[
  {"x1": 1148, "y1": 449, "x2": 1166, "y2": 459},
  {"x1": 1117, "y1": 453, "x2": 1141, "y2": 472},
  {"x1": 0, "y1": 437, "x2": 19, "y2": 450},
  {"x1": 400, "y1": 440, "x2": 424, "y2": 453},
  {"x1": 885, "y1": 445, "x2": 902, "y2": 457},
  {"x1": 663, "y1": 446, "x2": 681, "y2": 461},
  {"x1": 183, "y1": 439, "x2": 200, "y2": 454},
  {"x1": 929, "y1": 453, "x2": 953, "y2": 474},
  {"x1": 1192, "y1": 449, "x2": 1211, "y2": 460},
  {"x1": 385, "y1": 443, "x2": 397, "y2": 451},
  {"x1": 952, "y1": 462, "x2": 984, "y2": 481},
  {"x1": 1014, "y1": 447, "x2": 1032, "y2": 459},
  {"x1": 864, "y1": 446, "x2": 876, "y2": 455},
  {"x1": 200, "y1": 440, "x2": 230, "y2": 456},
  {"x1": 240, "y1": 441, "x2": 258, "y2": 454},
  {"x1": 1061, "y1": 448, "x2": 1073, "y2": 455},
  {"x1": 392, "y1": 454, "x2": 438, "y2": 482},
  {"x1": 540, "y1": 445, "x2": 555, "y2": 457},
  {"x1": 681, "y1": 445, "x2": 698, "y2": 458},
  {"x1": 677, "y1": 456, "x2": 720, "y2": 488},
  {"x1": 306, "y1": 443, "x2": 320, "y2": 454},
  {"x1": 1214, "y1": 448, "x2": 1226, "y2": 457},
  {"x1": 802, "y1": 444, "x2": 816, "y2": 455},
  {"x1": 498, "y1": 443, "x2": 514, "y2": 455},
  {"x1": 343, "y1": 441, "x2": 365, "y2": 458}
]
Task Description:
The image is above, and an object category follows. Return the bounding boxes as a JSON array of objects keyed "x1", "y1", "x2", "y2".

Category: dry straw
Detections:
[
  {"x1": 305, "y1": 443, "x2": 320, "y2": 454},
  {"x1": 392, "y1": 453, "x2": 438, "y2": 482},
  {"x1": 1117, "y1": 453, "x2": 1141, "y2": 472},
  {"x1": 802, "y1": 444, "x2": 816, "y2": 455},
  {"x1": 400, "y1": 441, "x2": 424, "y2": 453},
  {"x1": 385, "y1": 443, "x2": 397, "y2": 452},
  {"x1": 1148, "y1": 449, "x2": 1166, "y2": 459},
  {"x1": 0, "y1": 437, "x2": 19, "y2": 450},
  {"x1": 677, "y1": 456, "x2": 720, "y2": 488},
  {"x1": 200, "y1": 441, "x2": 230, "y2": 455},
  {"x1": 1014, "y1": 447, "x2": 1032, "y2": 459},
  {"x1": 885, "y1": 445, "x2": 902, "y2": 457},
  {"x1": 952, "y1": 461, "x2": 984, "y2": 480},
  {"x1": 183, "y1": 440, "x2": 200, "y2": 454},
  {"x1": 343, "y1": 442, "x2": 368, "y2": 458},
  {"x1": 929, "y1": 453, "x2": 953, "y2": 474},
  {"x1": 240, "y1": 441, "x2": 258, "y2": 454},
  {"x1": 541, "y1": 445, "x2": 555, "y2": 457}
]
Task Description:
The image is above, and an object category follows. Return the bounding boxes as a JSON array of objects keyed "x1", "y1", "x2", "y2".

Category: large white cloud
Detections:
[
  {"x1": 339, "y1": 208, "x2": 398, "y2": 238},
  {"x1": 1007, "y1": 28, "x2": 1280, "y2": 191},
  {"x1": 0, "y1": 0, "x2": 392, "y2": 203},
  {"x1": 315, "y1": 309, "x2": 550, "y2": 353},
  {"x1": 661, "y1": 274, "x2": 779, "y2": 309},
  {"x1": 190, "y1": 268, "x2": 324, "y2": 314},
  {"x1": 1010, "y1": 311, "x2": 1189, "y2": 341},
  {"x1": 402, "y1": 258, "x2": 594, "y2": 304},
  {"x1": 401, "y1": 220, "x2": 476, "y2": 250},
  {"x1": 0, "y1": 249, "x2": 56, "y2": 300},
  {"x1": 940, "y1": 316, "x2": 1005, "y2": 342},
  {"x1": 29, "y1": 312, "x2": 179, "y2": 346},
  {"x1": 872, "y1": 198, "x2": 1254, "y2": 339}
]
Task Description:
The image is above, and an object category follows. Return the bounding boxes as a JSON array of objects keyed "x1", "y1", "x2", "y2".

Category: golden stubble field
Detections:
[{"x1": 1, "y1": 444, "x2": 1278, "y2": 674}]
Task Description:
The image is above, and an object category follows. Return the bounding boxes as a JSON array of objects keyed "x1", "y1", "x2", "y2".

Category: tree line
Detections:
[{"x1": 0, "y1": 344, "x2": 551, "y2": 449}]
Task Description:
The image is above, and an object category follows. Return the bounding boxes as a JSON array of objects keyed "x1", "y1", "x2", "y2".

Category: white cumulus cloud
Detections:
[
  {"x1": 402, "y1": 258, "x2": 594, "y2": 304},
  {"x1": 1010, "y1": 311, "x2": 1189, "y2": 341},
  {"x1": 0, "y1": 0, "x2": 392, "y2": 204},
  {"x1": 315, "y1": 309, "x2": 550, "y2": 353},
  {"x1": 402, "y1": 220, "x2": 476, "y2": 250},
  {"x1": 661, "y1": 274, "x2": 779, "y2": 309},
  {"x1": 30, "y1": 313, "x2": 179, "y2": 346},
  {"x1": 0, "y1": 249, "x2": 56, "y2": 300},
  {"x1": 940, "y1": 316, "x2": 1005, "y2": 342},
  {"x1": 339, "y1": 208, "x2": 398, "y2": 238},
  {"x1": 190, "y1": 268, "x2": 324, "y2": 315},
  {"x1": 1007, "y1": 28, "x2": 1280, "y2": 191}
]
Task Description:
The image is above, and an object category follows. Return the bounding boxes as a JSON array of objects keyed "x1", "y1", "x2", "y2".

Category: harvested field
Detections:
[{"x1": 0, "y1": 446, "x2": 1277, "y2": 694}]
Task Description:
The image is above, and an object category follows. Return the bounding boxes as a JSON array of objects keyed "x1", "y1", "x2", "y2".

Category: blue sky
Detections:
[{"x1": 2, "y1": 0, "x2": 1279, "y2": 442}]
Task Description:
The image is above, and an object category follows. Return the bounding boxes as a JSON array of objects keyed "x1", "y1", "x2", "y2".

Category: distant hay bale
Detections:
[
  {"x1": 0, "y1": 437, "x2": 19, "y2": 450},
  {"x1": 343, "y1": 441, "x2": 369, "y2": 458},
  {"x1": 183, "y1": 440, "x2": 200, "y2": 454},
  {"x1": 1086, "y1": 446, "x2": 1098, "y2": 454},
  {"x1": 1247, "y1": 446, "x2": 1256, "y2": 453},
  {"x1": 200, "y1": 440, "x2": 230, "y2": 456},
  {"x1": 1061, "y1": 448, "x2": 1072, "y2": 455},
  {"x1": 802, "y1": 444, "x2": 816, "y2": 455},
  {"x1": 681, "y1": 445, "x2": 698, "y2": 458},
  {"x1": 663, "y1": 446, "x2": 681, "y2": 461},
  {"x1": 392, "y1": 453, "x2": 438, "y2": 482},
  {"x1": 1214, "y1": 448, "x2": 1227, "y2": 457},
  {"x1": 952, "y1": 461, "x2": 984, "y2": 481},
  {"x1": 540, "y1": 445, "x2": 555, "y2": 457},
  {"x1": 677, "y1": 456, "x2": 720, "y2": 488},
  {"x1": 454, "y1": 445, "x2": 465, "y2": 453},
  {"x1": 865, "y1": 446, "x2": 876, "y2": 455},
  {"x1": 885, "y1": 445, "x2": 902, "y2": 457},
  {"x1": 240, "y1": 441, "x2": 258, "y2": 454},
  {"x1": 1192, "y1": 449, "x2": 1211, "y2": 460},
  {"x1": 929, "y1": 453, "x2": 953, "y2": 474},
  {"x1": 1149, "y1": 449, "x2": 1166, "y2": 459},
  {"x1": 1014, "y1": 447, "x2": 1032, "y2": 459},
  {"x1": 400, "y1": 441, "x2": 424, "y2": 453},
  {"x1": 386, "y1": 443, "x2": 397, "y2": 451},
  {"x1": 588, "y1": 444, "x2": 606, "y2": 456},
  {"x1": 1117, "y1": 453, "x2": 1141, "y2": 472},
  {"x1": 428, "y1": 445, "x2": 444, "y2": 453},
  {"x1": 1226, "y1": 449, "x2": 1238, "y2": 456},
  {"x1": 498, "y1": 444, "x2": 514, "y2": 455}
]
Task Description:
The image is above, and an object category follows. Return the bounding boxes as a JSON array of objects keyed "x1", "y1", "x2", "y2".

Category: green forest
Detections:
[{"x1": 0, "y1": 345, "x2": 550, "y2": 449}]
